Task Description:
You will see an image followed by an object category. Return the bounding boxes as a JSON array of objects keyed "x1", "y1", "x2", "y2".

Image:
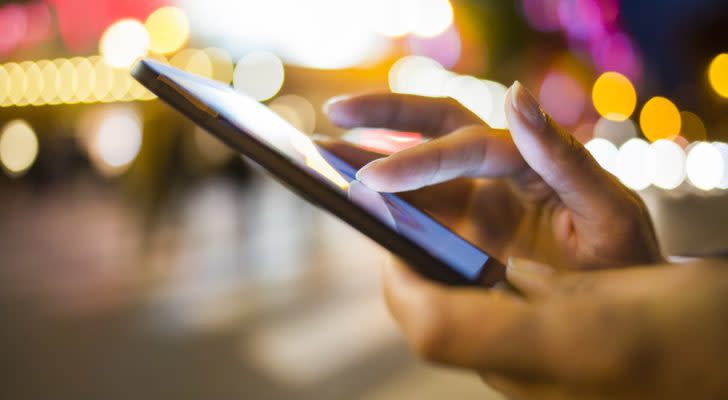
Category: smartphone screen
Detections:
[{"x1": 137, "y1": 60, "x2": 494, "y2": 283}]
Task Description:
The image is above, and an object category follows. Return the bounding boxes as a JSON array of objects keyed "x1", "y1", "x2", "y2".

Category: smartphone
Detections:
[{"x1": 132, "y1": 59, "x2": 504, "y2": 286}]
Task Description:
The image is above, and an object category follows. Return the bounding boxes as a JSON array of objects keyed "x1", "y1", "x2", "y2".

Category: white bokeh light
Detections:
[
  {"x1": 593, "y1": 117, "x2": 638, "y2": 147},
  {"x1": 713, "y1": 141, "x2": 728, "y2": 189},
  {"x1": 388, "y1": 56, "x2": 450, "y2": 97},
  {"x1": 482, "y1": 80, "x2": 508, "y2": 129},
  {"x1": 686, "y1": 142, "x2": 724, "y2": 191},
  {"x1": 617, "y1": 138, "x2": 652, "y2": 190},
  {"x1": 585, "y1": 138, "x2": 618, "y2": 176},
  {"x1": 647, "y1": 139, "x2": 685, "y2": 190},
  {"x1": 99, "y1": 19, "x2": 150, "y2": 69},
  {"x1": 95, "y1": 111, "x2": 143, "y2": 168},
  {"x1": 444, "y1": 75, "x2": 494, "y2": 123},
  {"x1": 410, "y1": 0, "x2": 454, "y2": 37},
  {"x1": 233, "y1": 51, "x2": 285, "y2": 101}
]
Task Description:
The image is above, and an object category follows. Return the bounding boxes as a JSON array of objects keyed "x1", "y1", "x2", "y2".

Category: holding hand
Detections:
[{"x1": 323, "y1": 82, "x2": 662, "y2": 270}]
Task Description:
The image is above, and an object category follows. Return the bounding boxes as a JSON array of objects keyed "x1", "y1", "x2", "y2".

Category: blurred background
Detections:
[{"x1": 2, "y1": 0, "x2": 728, "y2": 399}]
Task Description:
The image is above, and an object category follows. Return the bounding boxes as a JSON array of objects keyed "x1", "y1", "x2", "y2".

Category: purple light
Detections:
[
  {"x1": 592, "y1": 32, "x2": 642, "y2": 82},
  {"x1": 539, "y1": 70, "x2": 586, "y2": 126},
  {"x1": 521, "y1": 0, "x2": 562, "y2": 32},
  {"x1": 558, "y1": 0, "x2": 608, "y2": 42},
  {"x1": 407, "y1": 26, "x2": 462, "y2": 69},
  {"x1": 0, "y1": 5, "x2": 28, "y2": 55}
]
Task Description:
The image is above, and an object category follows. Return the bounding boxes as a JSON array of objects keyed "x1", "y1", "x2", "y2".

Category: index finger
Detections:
[{"x1": 325, "y1": 93, "x2": 484, "y2": 136}]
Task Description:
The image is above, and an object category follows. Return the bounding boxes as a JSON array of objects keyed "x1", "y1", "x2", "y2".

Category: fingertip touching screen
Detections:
[{"x1": 145, "y1": 60, "x2": 490, "y2": 282}]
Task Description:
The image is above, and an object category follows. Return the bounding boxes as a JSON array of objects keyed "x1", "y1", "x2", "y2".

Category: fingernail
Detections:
[
  {"x1": 510, "y1": 81, "x2": 547, "y2": 130},
  {"x1": 355, "y1": 158, "x2": 385, "y2": 182},
  {"x1": 322, "y1": 94, "x2": 352, "y2": 115},
  {"x1": 507, "y1": 257, "x2": 554, "y2": 276}
]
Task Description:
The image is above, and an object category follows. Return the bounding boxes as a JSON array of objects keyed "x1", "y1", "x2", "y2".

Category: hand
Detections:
[
  {"x1": 381, "y1": 256, "x2": 728, "y2": 400},
  {"x1": 323, "y1": 82, "x2": 662, "y2": 270}
]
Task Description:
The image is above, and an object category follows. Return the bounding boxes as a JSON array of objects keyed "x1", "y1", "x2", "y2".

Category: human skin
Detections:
[{"x1": 319, "y1": 83, "x2": 728, "y2": 399}]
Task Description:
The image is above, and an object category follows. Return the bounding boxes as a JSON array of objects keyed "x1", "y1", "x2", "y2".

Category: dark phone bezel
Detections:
[{"x1": 132, "y1": 59, "x2": 502, "y2": 286}]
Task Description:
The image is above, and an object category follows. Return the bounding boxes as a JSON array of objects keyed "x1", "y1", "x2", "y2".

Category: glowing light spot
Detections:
[
  {"x1": 679, "y1": 111, "x2": 707, "y2": 142},
  {"x1": 640, "y1": 96, "x2": 681, "y2": 142},
  {"x1": 145, "y1": 6, "x2": 190, "y2": 55},
  {"x1": 647, "y1": 139, "x2": 685, "y2": 190},
  {"x1": 72, "y1": 57, "x2": 95, "y2": 102},
  {"x1": 713, "y1": 142, "x2": 728, "y2": 190},
  {"x1": 686, "y1": 142, "x2": 724, "y2": 191},
  {"x1": 100, "y1": 19, "x2": 150, "y2": 69},
  {"x1": 20, "y1": 61, "x2": 42, "y2": 104},
  {"x1": 617, "y1": 138, "x2": 652, "y2": 190},
  {"x1": 593, "y1": 117, "x2": 638, "y2": 146},
  {"x1": 708, "y1": 53, "x2": 728, "y2": 98},
  {"x1": 0, "y1": 119, "x2": 38, "y2": 176},
  {"x1": 445, "y1": 75, "x2": 493, "y2": 123},
  {"x1": 82, "y1": 107, "x2": 143, "y2": 175},
  {"x1": 389, "y1": 56, "x2": 449, "y2": 97},
  {"x1": 204, "y1": 47, "x2": 234, "y2": 83},
  {"x1": 233, "y1": 51, "x2": 285, "y2": 101},
  {"x1": 55, "y1": 58, "x2": 78, "y2": 103},
  {"x1": 368, "y1": 0, "x2": 416, "y2": 38},
  {"x1": 6, "y1": 63, "x2": 26, "y2": 105},
  {"x1": 109, "y1": 67, "x2": 132, "y2": 101},
  {"x1": 170, "y1": 49, "x2": 213, "y2": 79},
  {"x1": 269, "y1": 95, "x2": 316, "y2": 134},
  {"x1": 585, "y1": 138, "x2": 618, "y2": 175},
  {"x1": 483, "y1": 80, "x2": 509, "y2": 129},
  {"x1": 592, "y1": 72, "x2": 636, "y2": 121},
  {"x1": 0, "y1": 66, "x2": 9, "y2": 106},
  {"x1": 410, "y1": 0, "x2": 454, "y2": 38},
  {"x1": 540, "y1": 71, "x2": 586, "y2": 126},
  {"x1": 91, "y1": 56, "x2": 113, "y2": 102},
  {"x1": 38, "y1": 60, "x2": 58, "y2": 104}
]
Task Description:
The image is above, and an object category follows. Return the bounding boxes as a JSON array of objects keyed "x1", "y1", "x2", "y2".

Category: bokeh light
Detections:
[
  {"x1": 38, "y1": 60, "x2": 58, "y2": 104},
  {"x1": 233, "y1": 51, "x2": 285, "y2": 101},
  {"x1": 204, "y1": 47, "x2": 234, "y2": 84},
  {"x1": 483, "y1": 80, "x2": 509, "y2": 129},
  {"x1": 680, "y1": 111, "x2": 707, "y2": 142},
  {"x1": 647, "y1": 139, "x2": 686, "y2": 190},
  {"x1": 6, "y1": 63, "x2": 26, "y2": 105},
  {"x1": 72, "y1": 57, "x2": 96, "y2": 102},
  {"x1": 170, "y1": 49, "x2": 213, "y2": 79},
  {"x1": 592, "y1": 72, "x2": 636, "y2": 121},
  {"x1": 617, "y1": 138, "x2": 652, "y2": 190},
  {"x1": 639, "y1": 96, "x2": 681, "y2": 142},
  {"x1": 0, "y1": 119, "x2": 38, "y2": 176},
  {"x1": 100, "y1": 19, "x2": 150, "y2": 69},
  {"x1": 145, "y1": 6, "x2": 190, "y2": 55},
  {"x1": 539, "y1": 71, "x2": 585, "y2": 126},
  {"x1": 56, "y1": 58, "x2": 78, "y2": 103},
  {"x1": 81, "y1": 107, "x2": 144, "y2": 175},
  {"x1": 593, "y1": 117, "x2": 638, "y2": 146},
  {"x1": 445, "y1": 75, "x2": 493, "y2": 124},
  {"x1": 21, "y1": 61, "x2": 43, "y2": 105},
  {"x1": 269, "y1": 95, "x2": 317, "y2": 134},
  {"x1": 713, "y1": 142, "x2": 728, "y2": 190},
  {"x1": 410, "y1": 0, "x2": 454, "y2": 38},
  {"x1": 0, "y1": 65, "x2": 9, "y2": 106},
  {"x1": 388, "y1": 56, "x2": 450, "y2": 97},
  {"x1": 686, "y1": 142, "x2": 724, "y2": 191},
  {"x1": 708, "y1": 53, "x2": 728, "y2": 98},
  {"x1": 585, "y1": 138, "x2": 618, "y2": 175},
  {"x1": 406, "y1": 25, "x2": 461, "y2": 69}
]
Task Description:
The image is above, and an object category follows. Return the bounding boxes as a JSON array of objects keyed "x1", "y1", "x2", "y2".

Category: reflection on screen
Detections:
[{"x1": 155, "y1": 62, "x2": 489, "y2": 281}]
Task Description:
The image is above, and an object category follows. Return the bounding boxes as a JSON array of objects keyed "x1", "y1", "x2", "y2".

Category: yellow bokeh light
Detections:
[
  {"x1": 145, "y1": 6, "x2": 190, "y2": 55},
  {"x1": 680, "y1": 111, "x2": 707, "y2": 142},
  {"x1": 6, "y1": 63, "x2": 27, "y2": 105},
  {"x1": 100, "y1": 19, "x2": 150, "y2": 69},
  {"x1": 640, "y1": 96, "x2": 681, "y2": 142},
  {"x1": 204, "y1": 47, "x2": 234, "y2": 83},
  {"x1": 91, "y1": 56, "x2": 114, "y2": 101},
  {"x1": 708, "y1": 53, "x2": 728, "y2": 98},
  {"x1": 592, "y1": 72, "x2": 637, "y2": 121},
  {"x1": 0, "y1": 120, "x2": 39, "y2": 176},
  {"x1": 170, "y1": 49, "x2": 213, "y2": 79},
  {"x1": 37, "y1": 60, "x2": 58, "y2": 104},
  {"x1": 72, "y1": 57, "x2": 96, "y2": 102},
  {"x1": 109, "y1": 68, "x2": 132, "y2": 101},
  {"x1": 55, "y1": 59, "x2": 78, "y2": 103},
  {"x1": 20, "y1": 62, "x2": 43, "y2": 105},
  {"x1": 0, "y1": 66, "x2": 9, "y2": 106}
]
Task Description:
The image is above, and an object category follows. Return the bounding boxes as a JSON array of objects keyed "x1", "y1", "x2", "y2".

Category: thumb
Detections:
[{"x1": 505, "y1": 81, "x2": 625, "y2": 214}]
